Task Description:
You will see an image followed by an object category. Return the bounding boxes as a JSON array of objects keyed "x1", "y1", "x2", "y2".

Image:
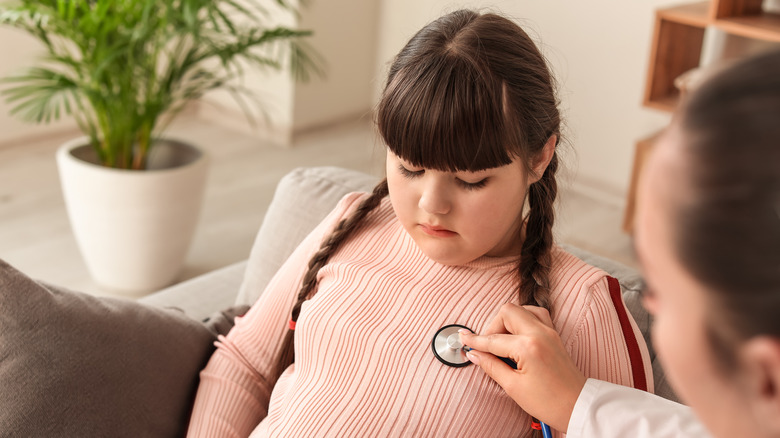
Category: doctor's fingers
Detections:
[
  {"x1": 518, "y1": 305, "x2": 555, "y2": 328},
  {"x1": 460, "y1": 331, "x2": 530, "y2": 361},
  {"x1": 464, "y1": 349, "x2": 519, "y2": 391},
  {"x1": 480, "y1": 303, "x2": 555, "y2": 338},
  {"x1": 465, "y1": 331, "x2": 587, "y2": 433},
  {"x1": 464, "y1": 348, "x2": 559, "y2": 428}
]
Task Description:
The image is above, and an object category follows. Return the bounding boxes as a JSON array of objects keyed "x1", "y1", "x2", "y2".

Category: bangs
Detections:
[{"x1": 377, "y1": 53, "x2": 516, "y2": 172}]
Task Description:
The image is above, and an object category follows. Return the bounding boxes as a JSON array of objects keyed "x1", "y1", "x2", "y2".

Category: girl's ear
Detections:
[
  {"x1": 741, "y1": 336, "x2": 780, "y2": 434},
  {"x1": 529, "y1": 135, "x2": 557, "y2": 184}
]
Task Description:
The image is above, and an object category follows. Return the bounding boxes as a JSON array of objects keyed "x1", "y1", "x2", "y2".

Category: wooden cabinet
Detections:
[{"x1": 623, "y1": 0, "x2": 780, "y2": 233}]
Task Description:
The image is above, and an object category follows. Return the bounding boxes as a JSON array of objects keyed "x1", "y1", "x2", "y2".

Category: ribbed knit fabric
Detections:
[{"x1": 187, "y1": 193, "x2": 653, "y2": 438}]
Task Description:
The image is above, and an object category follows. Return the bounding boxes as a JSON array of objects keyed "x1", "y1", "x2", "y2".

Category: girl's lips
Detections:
[{"x1": 419, "y1": 224, "x2": 457, "y2": 237}]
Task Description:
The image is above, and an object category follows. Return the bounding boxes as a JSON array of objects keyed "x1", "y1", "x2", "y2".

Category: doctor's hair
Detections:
[
  {"x1": 674, "y1": 48, "x2": 780, "y2": 373},
  {"x1": 275, "y1": 9, "x2": 562, "y2": 382}
]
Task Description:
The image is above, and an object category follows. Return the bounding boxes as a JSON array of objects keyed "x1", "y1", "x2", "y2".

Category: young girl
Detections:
[{"x1": 187, "y1": 9, "x2": 652, "y2": 437}]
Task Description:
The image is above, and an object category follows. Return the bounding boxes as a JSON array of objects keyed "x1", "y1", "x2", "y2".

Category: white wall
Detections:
[
  {"x1": 374, "y1": 0, "x2": 681, "y2": 196},
  {"x1": 197, "y1": 3, "x2": 298, "y2": 144},
  {"x1": 0, "y1": 28, "x2": 77, "y2": 146},
  {"x1": 293, "y1": 0, "x2": 381, "y2": 131},
  {"x1": 199, "y1": 0, "x2": 381, "y2": 143}
]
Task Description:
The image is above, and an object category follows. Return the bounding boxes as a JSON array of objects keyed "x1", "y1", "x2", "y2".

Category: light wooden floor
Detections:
[{"x1": 0, "y1": 114, "x2": 638, "y2": 298}]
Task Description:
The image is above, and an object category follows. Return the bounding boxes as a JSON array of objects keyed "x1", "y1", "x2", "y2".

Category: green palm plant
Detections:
[{"x1": 0, "y1": 0, "x2": 319, "y2": 169}]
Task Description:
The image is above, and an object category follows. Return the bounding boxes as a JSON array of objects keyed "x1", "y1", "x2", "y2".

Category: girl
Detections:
[
  {"x1": 188, "y1": 9, "x2": 652, "y2": 437},
  {"x1": 461, "y1": 49, "x2": 780, "y2": 437}
]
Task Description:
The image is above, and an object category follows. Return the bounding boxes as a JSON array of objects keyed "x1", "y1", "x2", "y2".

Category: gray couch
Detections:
[{"x1": 140, "y1": 165, "x2": 678, "y2": 403}]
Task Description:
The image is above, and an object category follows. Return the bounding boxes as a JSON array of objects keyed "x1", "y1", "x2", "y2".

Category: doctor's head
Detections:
[{"x1": 636, "y1": 49, "x2": 780, "y2": 438}]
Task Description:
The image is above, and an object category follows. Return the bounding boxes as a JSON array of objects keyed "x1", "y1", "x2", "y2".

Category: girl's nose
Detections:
[{"x1": 418, "y1": 180, "x2": 451, "y2": 215}]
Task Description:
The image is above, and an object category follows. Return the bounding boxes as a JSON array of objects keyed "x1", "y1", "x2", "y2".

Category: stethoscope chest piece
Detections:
[
  {"x1": 431, "y1": 324, "x2": 473, "y2": 367},
  {"x1": 431, "y1": 323, "x2": 553, "y2": 437}
]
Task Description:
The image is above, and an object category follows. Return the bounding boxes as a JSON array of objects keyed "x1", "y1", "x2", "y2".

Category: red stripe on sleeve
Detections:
[{"x1": 607, "y1": 276, "x2": 648, "y2": 392}]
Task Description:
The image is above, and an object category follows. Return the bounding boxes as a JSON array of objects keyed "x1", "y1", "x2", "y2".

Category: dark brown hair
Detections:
[
  {"x1": 674, "y1": 49, "x2": 780, "y2": 372},
  {"x1": 275, "y1": 9, "x2": 562, "y2": 380}
]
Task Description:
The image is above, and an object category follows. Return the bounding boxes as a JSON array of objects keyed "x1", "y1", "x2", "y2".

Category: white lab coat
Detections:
[{"x1": 566, "y1": 379, "x2": 713, "y2": 437}]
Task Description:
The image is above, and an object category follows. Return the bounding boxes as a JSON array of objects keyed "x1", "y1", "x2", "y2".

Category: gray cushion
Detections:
[
  {"x1": 141, "y1": 261, "x2": 247, "y2": 321},
  {"x1": 235, "y1": 166, "x2": 379, "y2": 305},
  {"x1": 0, "y1": 258, "x2": 222, "y2": 437}
]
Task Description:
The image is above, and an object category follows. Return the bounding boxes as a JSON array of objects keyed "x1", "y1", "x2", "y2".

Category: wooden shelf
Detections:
[
  {"x1": 625, "y1": 0, "x2": 780, "y2": 233},
  {"x1": 716, "y1": 12, "x2": 780, "y2": 42},
  {"x1": 644, "y1": 16, "x2": 706, "y2": 112},
  {"x1": 643, "y1": 0, "x2": 780, "y2": 113},
  {"x1": 643, "y1": 94, "x2": 680, "y2": 113},
  {"x1": 623, "y1": 132, "x2": 661, "y2": 234},
  {"x1": 711, "y1": 0, "x2": 763, "y2": 19},
  {"x1": 658, "y1": 2, "x2": 711, "y2": 27}
]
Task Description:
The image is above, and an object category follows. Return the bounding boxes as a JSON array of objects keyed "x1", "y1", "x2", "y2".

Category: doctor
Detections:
[{"x1": 461, "y1": 48, "x2": 780, "y2": 438}]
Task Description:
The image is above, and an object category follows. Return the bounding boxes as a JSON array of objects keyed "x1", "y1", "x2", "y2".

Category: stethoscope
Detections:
[{"x1": 432, "y1": 324, "x2": 554, "y2": 438}]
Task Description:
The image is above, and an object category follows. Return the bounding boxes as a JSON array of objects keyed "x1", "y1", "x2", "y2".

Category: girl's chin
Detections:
[{"x1": 415, "y1": 241, "x2": 471, "y2": 266}]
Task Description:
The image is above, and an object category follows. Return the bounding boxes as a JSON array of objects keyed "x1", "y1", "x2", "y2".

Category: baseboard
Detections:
[
  {"x1": 290, "y1": 109, "x2": 376, "y2": 142},
  {"x1": 189, "y1": 101, "x2": 376, "y2": 148},
  {"x1": 0, "y1": 104, "x2": 374, "y2": 152},
  {"x1": 0, "y1": 124, "x2": 81, "y2": 151}
]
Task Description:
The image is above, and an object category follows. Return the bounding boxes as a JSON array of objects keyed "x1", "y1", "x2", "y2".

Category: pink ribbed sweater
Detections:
[{"x1": 187, "y1": 193, "x2": 653, "y2": 438}]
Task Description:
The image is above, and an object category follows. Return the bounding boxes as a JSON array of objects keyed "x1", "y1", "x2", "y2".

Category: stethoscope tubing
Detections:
[{"x1": 541, "y1": 422, "x2": 553, "y2": 438}]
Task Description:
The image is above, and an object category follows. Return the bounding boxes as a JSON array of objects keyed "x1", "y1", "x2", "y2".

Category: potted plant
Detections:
[{"x1": 0, "y1": 0, "x2": 319, "y2": 294}]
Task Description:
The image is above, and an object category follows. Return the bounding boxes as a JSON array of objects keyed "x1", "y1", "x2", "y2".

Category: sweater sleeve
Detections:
[
  {"x1": 565, "y1": 276, "x2": 654, "y2": 394},
  {"x1": 186, "y1": 192, "x2": 367, "y2": 438}
]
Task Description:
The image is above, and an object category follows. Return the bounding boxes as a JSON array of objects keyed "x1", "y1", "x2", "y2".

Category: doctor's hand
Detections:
[{"x1": 459, "y1": 303, "x2": 587, "y2": 433}]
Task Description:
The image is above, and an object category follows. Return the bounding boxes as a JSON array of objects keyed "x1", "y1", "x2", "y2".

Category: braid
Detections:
[
  {"x1": 274, "y1": 180, "x2": 390, "y2": 379},
  {"x1": 518, "y1": 154, "x2": 558, "y2": 311}
]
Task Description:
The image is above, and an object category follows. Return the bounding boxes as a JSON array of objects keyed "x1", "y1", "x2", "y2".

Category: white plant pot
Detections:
[{"x1": 56, "y1": 137, "x2": 209, "y2": 294}]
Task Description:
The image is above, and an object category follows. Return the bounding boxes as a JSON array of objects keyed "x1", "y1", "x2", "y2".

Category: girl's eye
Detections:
[
  {"x1": 457, "y1": 178, "x2": 488, "y2": 190},
  {"x1": 398, "y1": 164, "x2": 423, "y2": 178},
  {"x1": 397, "y1": 163, "x2": 488, "y2": 190}
]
